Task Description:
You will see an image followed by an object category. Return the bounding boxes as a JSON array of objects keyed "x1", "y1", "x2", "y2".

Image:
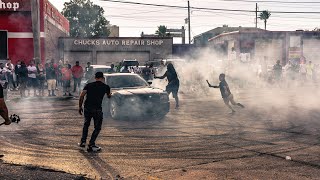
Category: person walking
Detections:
[
  {"x1": 18, "y1": 62, "x2": 28, "y2": 98},
  {"x1": 27, "y1": 60, "x2": 38, "y2": 96},
  {"x1": 36, "y1": 63, "x2": 45, "y2": 96},
  {"x1": 154, "y1": 63, "x2": 180, "y2": 109},
  {"x1": 61, "y1": 64, "x2": 72, "y2": 96},
  {"x1": 46, "y1": 61, "x2": 57, "y2": 96},
  {"x1": 71, "y1": 61, "x2": 84, "y2": 93},
  {"x1": 207, "y1": 73, "x2": 245, "y2": 114},
  {"x1": 78, "y1": 72, "x2": 111, "y2": 152}
]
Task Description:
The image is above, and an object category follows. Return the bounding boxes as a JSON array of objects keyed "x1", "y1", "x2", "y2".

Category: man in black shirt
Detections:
[
  {"x1": 0, "y1": 84, "x2": 10, "y2": 125},
  {"x1": 78, "y1": 72, "x2": 111, "y2": 152},
  {"x1": 0, "y1": 84, "x2": 11, "y2": 158},
  {"x1": 207, "y1": 73, "x2": 244, "y2": 114}
]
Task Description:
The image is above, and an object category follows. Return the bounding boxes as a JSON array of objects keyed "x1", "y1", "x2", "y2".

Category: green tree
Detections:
[
  {"x1": 155, "y1": 25, "x2": 170, "y2": 37},
  {"x1": 62, "y1": 0, "x2": 110, "y2": 37},
  {"x1": 259, "y1": 10, "x2": 271, "y2": 30}
]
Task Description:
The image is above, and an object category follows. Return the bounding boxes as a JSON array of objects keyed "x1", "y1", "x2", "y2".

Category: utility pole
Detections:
[
  {"x1": 31, "y1": 0, "x2": 41, "y2": 64},
  {"x1": 188, "y1": 0, "x2": 191, "y2": 44},
  {"x1": 255, "y1": 3, "x2": 258, "y2": 28}
]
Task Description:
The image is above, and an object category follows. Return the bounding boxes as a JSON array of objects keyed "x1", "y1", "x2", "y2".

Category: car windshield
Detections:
[
  {"x1": 92, "y1": 67, "x2": 110, "y2": 73},
  {"x1": 107, "y1": 75, "x2": 149, "y2": 88}
]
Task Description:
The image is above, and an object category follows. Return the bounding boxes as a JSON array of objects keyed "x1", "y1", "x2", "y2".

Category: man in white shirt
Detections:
[
  {"x1": 5, "y1": 59, "x2": 16, "y2": 90},
  {"x1": 27, "y1": 60, "x2": 38, "y2": 96}
]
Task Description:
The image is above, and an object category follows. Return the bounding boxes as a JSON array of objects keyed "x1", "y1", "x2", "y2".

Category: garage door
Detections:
[
  {"x1": 303, "y1": 39, "x2": 320, "y2": 64},
  {"x1": 255, "y1": 39, "x2": 283, "y2": 65},
  {"x1": 64, "y1": 51, "x2": 92, "y2": 67},
  {"x1": 97, "y1": 51, "x2": 150, "y2": 65}
]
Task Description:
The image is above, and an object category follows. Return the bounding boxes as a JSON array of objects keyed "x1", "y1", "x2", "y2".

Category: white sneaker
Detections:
[{"x1": 87, "y1": 145, "x2": 101, "y2": 152}]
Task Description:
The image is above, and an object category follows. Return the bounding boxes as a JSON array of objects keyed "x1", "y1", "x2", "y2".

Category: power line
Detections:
[
  {"x1": 218, "y1": 0, "x2": 320, "y2": 3},
  {"x1": 101, "y1": 0, "x2": 320, "y2": 14}
]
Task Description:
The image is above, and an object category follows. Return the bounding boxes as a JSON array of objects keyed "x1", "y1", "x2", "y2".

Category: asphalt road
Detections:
[{"x1": 0, "y1": 87, "x2": 320, "y2": 180}]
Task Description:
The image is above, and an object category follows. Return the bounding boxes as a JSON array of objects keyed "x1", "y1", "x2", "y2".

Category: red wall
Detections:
[{"x1": 0, "y1": 0, "x2": 69, "y2": 64}]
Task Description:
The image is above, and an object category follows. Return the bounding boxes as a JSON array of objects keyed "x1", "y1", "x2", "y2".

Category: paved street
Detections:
[{"x1": 0, "y1": 86, "x2": 320, "y2": 180}]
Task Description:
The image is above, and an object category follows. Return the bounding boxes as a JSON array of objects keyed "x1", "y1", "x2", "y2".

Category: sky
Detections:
[{"x1": 50, "y1": 0, "x2": 320, "y2": 43}]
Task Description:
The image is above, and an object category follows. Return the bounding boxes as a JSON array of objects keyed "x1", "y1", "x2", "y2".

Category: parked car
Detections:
[{"x1": 86, "y1": 73, "x2": 170, "y2": 119}]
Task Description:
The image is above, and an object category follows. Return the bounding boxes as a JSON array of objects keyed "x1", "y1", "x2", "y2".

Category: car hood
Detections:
[{"x1": 112, "y1": 87, "x2": 166, "y2": 95}]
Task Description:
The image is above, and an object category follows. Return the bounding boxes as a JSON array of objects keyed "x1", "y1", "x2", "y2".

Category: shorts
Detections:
[
  {"x1": 47, "y1": 79, "x2": 56, "y2": 90},
  {"x1": 223, "y1": 94, "x2": 236, "y2": 105},
  {"x1": 166, "y1": 80, "x2": 179, "y2": 98}
]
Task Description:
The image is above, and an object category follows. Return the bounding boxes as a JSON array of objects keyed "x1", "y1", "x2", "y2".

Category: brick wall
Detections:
[{"x1": 44, "y1": 17, "x2": 68, "y2": 62}]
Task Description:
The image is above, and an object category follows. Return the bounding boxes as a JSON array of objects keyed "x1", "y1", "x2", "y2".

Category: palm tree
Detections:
[
  {"x1": 155, "y1": 25, "x2": 169, "y2": 37},
  {"x1": 259, "y1": 10, "x2": 271, "y2": 30}
]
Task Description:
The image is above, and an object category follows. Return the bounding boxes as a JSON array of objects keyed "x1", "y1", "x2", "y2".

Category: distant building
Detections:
[
  {"x1": 193, "y1": 25, "x2": 262, "y2": 47},
  {"x1": 0, "y1": 0, "x2": 69, "y2": 64},
  {"x1": 208, "y1": 30, "x2": 320, "y2": 65},
  {"x1": 108, "y1": 25, "x2": 119, "y2": 37}
]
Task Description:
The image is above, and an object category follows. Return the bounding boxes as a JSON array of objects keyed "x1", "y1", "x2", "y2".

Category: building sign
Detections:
[
  {"x1": 0, "y1": 0, "x2": 31, "y2": 11},
  {"x1": 73, "y1": 39, "x2": 165, "y2": 46},
  {"x1": 289, "y1": 47, "x2": 301, "y2": 59},
  {"x1": 0, "y1": 0, "x2": 19, "y2": 11}
]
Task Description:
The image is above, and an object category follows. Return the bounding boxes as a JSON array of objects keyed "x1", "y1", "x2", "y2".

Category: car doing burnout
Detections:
[{"x1": 87, "y1": 73, "x2": 170, "y2": 119}]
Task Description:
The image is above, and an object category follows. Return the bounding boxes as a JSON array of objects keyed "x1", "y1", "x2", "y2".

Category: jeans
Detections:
[
  {"x1": 73, "y1": 78, "x2": 81, "y2": 92},
  {"x1": 81, "y1": 108, "x2": 103, "y2": 146}
]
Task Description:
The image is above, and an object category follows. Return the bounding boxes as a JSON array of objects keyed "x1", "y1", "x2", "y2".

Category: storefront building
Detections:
[
  {"x1": 59, "y1": 37, "x2": 173, "y2": 65},
  {"x1": 0, "y1": 0, "x2": 69, "y2": 64},
  {"x1": 209, "y1": 30, "x2": 320, "y2": 65}
]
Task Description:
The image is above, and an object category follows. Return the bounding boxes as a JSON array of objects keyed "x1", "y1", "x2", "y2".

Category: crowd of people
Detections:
[{"x1": 0, "y1": 58, "x2": 84, "y2": 99}]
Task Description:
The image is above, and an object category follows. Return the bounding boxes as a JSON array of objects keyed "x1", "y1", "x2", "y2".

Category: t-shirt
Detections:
[
  {"x1": 0, "y1": 84, "x2": 3, "y2": 98},
  {"x1": 83, "y1": 81, "x2": 111, "y2": 110},
  {"x1": 27, "y1": 66, "x2": 37, "y2": 78},
  {"x1": 219, "y1": 80, "x2": 231, "y2": 99}
]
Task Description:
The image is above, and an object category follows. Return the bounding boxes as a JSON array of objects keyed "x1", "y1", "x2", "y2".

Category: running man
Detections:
[{"x1": 207, "y1": 73, "x2": 244, "y2": 114}]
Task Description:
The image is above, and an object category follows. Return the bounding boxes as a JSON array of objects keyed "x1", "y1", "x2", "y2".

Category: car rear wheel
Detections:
[{"x1": 110, "y1": 99, "x2": 121, "y2": 120}]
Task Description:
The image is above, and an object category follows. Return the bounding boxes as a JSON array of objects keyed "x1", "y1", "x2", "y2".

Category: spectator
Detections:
[
  {"x1": 273, "y1": 60, "x2": 282, "y2": 82},
  {"x1": 61, "y1": 64, "x2": 72, "y2": 96},
  {"x1": 5, "y1": 59, "x2": 16, "y2": 91},
  {"x1": 306, "y1": 61, "x2": 314, "y2": 81},
  {"x1": 121, "y1": 65, "x2": 130, "y2": 73},
  {"x1": 71, "y1": 61, "x2": 84, "y2": 93},
  {"x1": 37, "y1": 63, "x2": 45, "y2": 96},
  {"x1": 18, "y1": 62, "x2": 28, "y2": 98},
  {"x1": 107, "y1": 64, "x2": 116, "y2": 73},
  {"x1": 27, "y1": 60, "x2": 38, "y2": 96},
  {"x1": 85, "y1": 62, "x2": 92, "y2": 79},
  {"x1": 0, "y1": 63, "x2": 8, "y2": 100},
  {"x1": 57, "y1": 60, "x2": 64, "y2": 87},
  {"x1": 46, "y1": 61, "x2": 57, "y2": 96},
  {"x1": 14, "y1": 60, "x2": 21, "y2": 88}
]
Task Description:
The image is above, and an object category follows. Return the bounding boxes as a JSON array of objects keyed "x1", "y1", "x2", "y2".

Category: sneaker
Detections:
[
  {"x1": 78, "y1": 142, "x2": 86, "y2": 148},
  {"x1": 87, "y1": 145, "x2": 101, "y2": 152},
  {"x1": 0, "y1": 154, "x2": 4, "y2": 158},
  {"x1": 237, "y1": 103, "x2": 245, "y2": 108},
  {"x1": 52, "y1": 94, "x2": 57, "y2": 96},
  {"x1": 68, "y1": 93, "x2": 73, "y2": 96}
]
